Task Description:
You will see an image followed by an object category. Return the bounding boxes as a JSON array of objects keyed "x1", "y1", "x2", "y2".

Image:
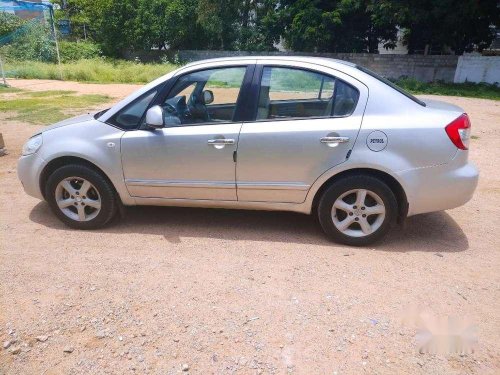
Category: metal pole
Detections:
[
  {"x1": 0, "y1": 54, "x2": 7, "y2": 86},
  {"x1": 49, "y1": 6, "x2": 63, "y2": 80}
]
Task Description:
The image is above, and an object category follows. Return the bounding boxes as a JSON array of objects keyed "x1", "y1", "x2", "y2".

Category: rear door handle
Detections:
[
  {"x1": 207, "y1": 139, "x2": 235, "y2": 145},
  {"x1": 320, "y1": 136, "x2": 350, "y2": 144}
]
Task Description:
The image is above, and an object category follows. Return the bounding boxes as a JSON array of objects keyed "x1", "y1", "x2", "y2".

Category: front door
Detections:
[
  {"x1": 121, "y1": 66, "x2": 249, "y2": 200},
  {"x1": 236, "y1": 64, "x2": 368, "y2": 203}
]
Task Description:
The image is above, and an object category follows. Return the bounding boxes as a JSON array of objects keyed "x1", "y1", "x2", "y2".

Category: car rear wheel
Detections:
[
  {"x1": 46, "y1": 164, "x2": 117, "y2": 229},
  {"x1": 317, "y1": 175, "x2": 397, "y2": 246}
]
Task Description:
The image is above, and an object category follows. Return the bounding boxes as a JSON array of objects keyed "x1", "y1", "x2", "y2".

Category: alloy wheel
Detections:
[
  {"x1": 331, "y1": 188, "x2": 386, "y2": 238},
  {"x1": 54, "y1": 177, "x2": 101, "y2": 222}
]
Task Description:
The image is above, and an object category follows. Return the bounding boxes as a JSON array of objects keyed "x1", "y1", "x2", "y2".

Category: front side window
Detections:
[
  {"x1": 110, "y1": 89, "x2": 158, "y2": 130},
  {"x1": 160, "y1": 66, "x2": 247, "y2": 126},
  {"x1": 256, "y1": 67, "x2": 359, "y2": 120}
]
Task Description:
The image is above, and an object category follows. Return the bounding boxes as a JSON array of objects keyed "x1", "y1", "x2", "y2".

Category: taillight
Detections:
[{"x1": 445, "y1": 113, "x2": 471, "y2": 150}]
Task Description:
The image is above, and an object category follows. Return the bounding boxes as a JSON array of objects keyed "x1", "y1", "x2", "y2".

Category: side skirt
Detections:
[{"x1": 130, "y1": 196, "x2": 311, "y2": 214}]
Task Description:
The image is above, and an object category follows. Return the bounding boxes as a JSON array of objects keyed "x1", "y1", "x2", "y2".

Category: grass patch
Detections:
[
  {"x1": 0, "y1": 84, "x2": 21, "y2": 93},
  {"x1": 0, "y1": 89, "x2": 110, "y2": 125},
  {"x1": 24, "y1": 90, "x2": 77, "y2": 97},
  {"x1": 4, "y1": 58, "x2": 179, "y2": 84},
  {"x1": 394, "y1": 78, "x2": 500, "y2": 100}
]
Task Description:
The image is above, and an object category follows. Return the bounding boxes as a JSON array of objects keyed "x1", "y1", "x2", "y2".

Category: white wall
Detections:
[{"x1": 454, "y1": 56, "x2": 500, "y2": 84}]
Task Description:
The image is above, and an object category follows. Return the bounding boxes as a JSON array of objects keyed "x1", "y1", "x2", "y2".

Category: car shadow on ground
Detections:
[{"x1": 29, "y1": 202, "x2": 468, "y2": 253}]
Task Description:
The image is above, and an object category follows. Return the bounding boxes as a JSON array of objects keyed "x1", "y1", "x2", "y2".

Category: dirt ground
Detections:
[{"x1": 0, "y1": 79, "x2": 499, "y2": 375}]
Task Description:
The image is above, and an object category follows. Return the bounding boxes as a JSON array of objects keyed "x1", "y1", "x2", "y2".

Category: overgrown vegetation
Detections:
[
  {"x1": 394, "y1": 78, "x2": 500, "y2": 100},
  {"x1": 4, "y1": 59, "x2": 178, "y2": 83},
  {"x1": 0, "y1": 89, "x2": 111, "y2": 124},
  {"x1": 59, "y1": 41, "x2": 102, "y2": 62}
]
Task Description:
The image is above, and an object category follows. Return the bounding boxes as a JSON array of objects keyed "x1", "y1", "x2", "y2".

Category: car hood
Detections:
[{"x1": 42, "y1": 113, "x2": 95, "y2": 133}]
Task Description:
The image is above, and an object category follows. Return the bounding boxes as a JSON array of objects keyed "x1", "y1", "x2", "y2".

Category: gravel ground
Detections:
[{"x1": 0, "y1": 80, "x2": 499, "y2": 374}]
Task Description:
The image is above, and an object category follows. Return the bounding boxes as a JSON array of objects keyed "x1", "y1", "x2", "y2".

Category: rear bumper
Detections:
[
  {"x1": 398, "y1": 153, "x2": 478, "y2": 216},
  {"x1": 17, "y1": 153, "x2": 46, "y2": 200}
]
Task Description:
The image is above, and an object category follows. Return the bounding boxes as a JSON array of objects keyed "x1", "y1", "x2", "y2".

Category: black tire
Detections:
[
  {"x1": 45, "y1": 164, "x2": 117, "y2": 229},
  {"x1": 317, "y1": 175, "x2": 398, "y2": 246}
]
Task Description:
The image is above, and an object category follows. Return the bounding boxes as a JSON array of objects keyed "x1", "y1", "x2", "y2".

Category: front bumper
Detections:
[
  {"x1": 17, "y1": 153, "x2": 46, "y2": 200},
  {"x1": 399, "y1": 151, "x2": 479, "y2": 217}
]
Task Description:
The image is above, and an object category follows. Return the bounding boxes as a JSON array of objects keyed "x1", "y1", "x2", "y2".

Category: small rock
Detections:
[
  {"x1": 3, "y1": 340, "x2": 12, "y2": 350},
  {"x1": 10, "y1": 346, "x2": 21, "y2": 355},
  {"x1": 63, "y1": 346, "x2": 74, "y2": 353},
  {"x1": 434, "y1": 253, "x2": 444, "y2": 257},
  {"x1": 96, "y1": 331, "x2": 106, "y2": 339},
  {"x1": 181, "y1": 363, "x2": 189, "y2": 371},
  {"x1": 36, "y1": 335, "x2": 48, "y2": 342}
]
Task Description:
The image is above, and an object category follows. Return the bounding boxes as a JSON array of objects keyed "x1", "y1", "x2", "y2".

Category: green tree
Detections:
[
  {"x1": 272, "y1": 0, "x2": 398, "y2": 53},
  {"x1": 394, "y1": 0, "x2": 498, "y2": 54},
  {"x1": 196, "y1": 0, "x2": 240, "y2": 49},
  {"x1": 0, "y1": 12, "x2": 27, "y2": 39},
  {"x1": 237, "y1": 0, "x2": 281, "y2": 51},
  {"x1": 135, "y1": 0, "x2": 202, "y2": 50}
]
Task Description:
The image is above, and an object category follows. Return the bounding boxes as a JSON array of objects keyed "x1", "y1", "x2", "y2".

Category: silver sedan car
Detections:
[{"x1": 17, "y1": 57, "x2": 479, "y2": 246}]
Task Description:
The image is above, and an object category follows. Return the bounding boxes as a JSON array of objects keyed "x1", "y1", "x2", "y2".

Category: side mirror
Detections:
[
  {"x1": 202, "y1": 90, "x2": 214, "y2": 105},
  {"x1": 145, "y1": 105, "x2": 164, "y2": 129}
]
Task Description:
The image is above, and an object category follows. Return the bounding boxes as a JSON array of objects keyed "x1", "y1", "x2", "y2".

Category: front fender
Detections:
[{"x1": 38, "y1": 121, "x2": 134, "y2": 205}]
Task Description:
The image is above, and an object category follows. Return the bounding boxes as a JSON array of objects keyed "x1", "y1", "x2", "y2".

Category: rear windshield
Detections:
[{"x1": 356, "y1": 65, "x2": 426, "y2": 107}]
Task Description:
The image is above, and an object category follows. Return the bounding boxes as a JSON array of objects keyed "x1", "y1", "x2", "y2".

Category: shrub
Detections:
[
  {"x1": 393, "y1": 77, "x2": 500, "y2": 100},
  {"x1": 1, "y1": 21, "x2": 56, "y2": 62},
  {"x1": 58, "y1": 41, "x2": 102, "y2": 62},
  {"x1": 0, "y1": 12, "x2": 26, "y2": 38}
]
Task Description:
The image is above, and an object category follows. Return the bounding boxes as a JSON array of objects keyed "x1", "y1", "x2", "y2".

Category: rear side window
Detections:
[{"x1": 256, "y1": 67, "x2": 359, "y2": 120}]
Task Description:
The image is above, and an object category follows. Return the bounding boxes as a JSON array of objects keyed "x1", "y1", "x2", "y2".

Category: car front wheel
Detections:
[
  {"x1": 317, "y1": 175, "x2": 397, "y2": 246},
  {"x1": 46, "y1": 164, "x2": 117, "y2": 229}
]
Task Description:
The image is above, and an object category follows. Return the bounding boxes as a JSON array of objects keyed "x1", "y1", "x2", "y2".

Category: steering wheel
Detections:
[
  {"x1": 164, "y1": 102, "x2": 178, "y2": 116},
  {"x1": 188, "y1": 92, "x2": 210, "y2": 122},
  {"x1": 163, "y1": 96, "x2": 192, "y2": 124}
]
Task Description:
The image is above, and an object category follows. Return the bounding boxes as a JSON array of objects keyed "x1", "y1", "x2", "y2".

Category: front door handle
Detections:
[
  {"x1": 320, "y1": 136, "x2": 350, "y2": 144},
  {"x1": 207, "y1": 139, "x2": 235, "y2": 145}
]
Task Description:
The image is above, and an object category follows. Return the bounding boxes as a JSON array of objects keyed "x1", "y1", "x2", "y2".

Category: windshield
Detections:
[{"x1": 356, "y1": 65, "x2": 426, "y2": 107}]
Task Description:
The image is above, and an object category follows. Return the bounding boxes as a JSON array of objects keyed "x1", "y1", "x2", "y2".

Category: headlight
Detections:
[{"x1": 22, "y1": 134, "x2": 43, "y2": 156}]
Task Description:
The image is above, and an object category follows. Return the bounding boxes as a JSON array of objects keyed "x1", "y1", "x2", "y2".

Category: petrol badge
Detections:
[{"x1": 366, "y1": 131, "x2": 388, "y2": 152}]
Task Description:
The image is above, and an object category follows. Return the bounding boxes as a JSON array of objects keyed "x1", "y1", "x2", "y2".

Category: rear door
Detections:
[{"x1": 236, "y1": 61, "x2": 368, "y2": 203}]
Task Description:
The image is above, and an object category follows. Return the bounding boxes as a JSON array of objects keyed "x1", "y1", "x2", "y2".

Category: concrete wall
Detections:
[
  {"x1": 177, "y1": 50, "x2": 459, "y2": 82},
  {"x1": 454, "y1": 56, "x2": 500, "y2": 84}
]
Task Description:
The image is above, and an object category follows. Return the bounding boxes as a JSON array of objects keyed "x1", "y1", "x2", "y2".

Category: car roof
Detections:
[{"x1": 184, "y1": 55, "x2": 357, "y2": 69}]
